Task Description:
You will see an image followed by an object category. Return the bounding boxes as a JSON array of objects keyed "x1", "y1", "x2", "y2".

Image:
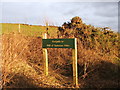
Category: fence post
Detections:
[
  {"x1": 43, "y1": 33, "x2": 48, "y2": 76},
  {"x1": 72, "y1": 38, "x2": 78, "y2": 87},
  {"x1": 18, "y1": 24, "x2": 20, "y2": 33}
]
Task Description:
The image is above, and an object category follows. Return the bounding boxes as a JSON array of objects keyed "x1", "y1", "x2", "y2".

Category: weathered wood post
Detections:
[
  {"x1": 72, "y1": 38, "x2": 78, "y2": 87},
  {"x1": 18, "y1": 24, "x2": 21, "y2": 33},
  {"x1": 43, "y1": 33, "x2": 48, "y2": 76}
]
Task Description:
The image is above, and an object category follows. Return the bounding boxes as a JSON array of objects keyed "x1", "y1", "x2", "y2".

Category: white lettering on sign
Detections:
[{"x1": 52, "y1": 40, "x2": 64, "y2": 43}]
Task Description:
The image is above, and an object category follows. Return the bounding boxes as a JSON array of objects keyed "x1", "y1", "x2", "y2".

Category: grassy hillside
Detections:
[
  {"x1": 1, "y1": 23, "x2": 58, "y2": 37},
  {"x1": 1, "y1": 17, "x2": 120, "y2": 89}
]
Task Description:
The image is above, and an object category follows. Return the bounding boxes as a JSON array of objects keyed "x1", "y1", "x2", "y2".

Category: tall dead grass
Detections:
[
  {"x1": 1, "y1": 32, "x2": 73, "y2": 88},
  {"x1": 2, "y1": 32, "x2": 31, "y2": 88},
  {"x1": 1, "y1": 32, "x2": 119, "y2": 88}
]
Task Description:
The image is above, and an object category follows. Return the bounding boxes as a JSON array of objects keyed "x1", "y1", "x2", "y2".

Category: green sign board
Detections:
[{"x1": 42, "y1": 39, "x2": 75, "y2": 49}]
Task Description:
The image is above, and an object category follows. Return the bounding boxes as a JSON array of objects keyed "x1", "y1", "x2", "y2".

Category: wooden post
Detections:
[
  {"x1": 46, "y1": 22, "x2": 49, "y2": 35},
  {"x1": 18, "y1": 24, "x2": 20, "y2": 33},
  {"x1": 43, "y1": 33, "x2": 48, "y2": 76},
  {"x1": 72, "y1": 38, "x2": 78, "y2": 87}
]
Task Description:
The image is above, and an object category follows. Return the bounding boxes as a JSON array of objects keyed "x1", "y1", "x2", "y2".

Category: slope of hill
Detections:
[{"x1": 1, "y1": 23, "x2": 58, "y2": 37}]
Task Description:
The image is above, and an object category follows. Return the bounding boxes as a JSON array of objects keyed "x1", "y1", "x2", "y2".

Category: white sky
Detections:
[
  {"x1": 1, "y1": 0, "x2": 120, "y2": 2},
  {"x1": 0, "y1": 0, "x2": 119, "y2": 32}
]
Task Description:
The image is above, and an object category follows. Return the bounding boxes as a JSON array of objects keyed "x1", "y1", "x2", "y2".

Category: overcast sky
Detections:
[{"x1": 0, "y1": 0, "x2": 119, "y2": 32}]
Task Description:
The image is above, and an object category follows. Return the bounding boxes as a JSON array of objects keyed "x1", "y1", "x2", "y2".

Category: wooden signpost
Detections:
[
  {"x1": 43, "y1": 33, "x2": 48, "y2": 76},
  {"x1": 42, "y1": 33, "x2": 78, "y2": 87},
  {"x1": 72, "y1": 38, "x2": 78, "y2": 86}
]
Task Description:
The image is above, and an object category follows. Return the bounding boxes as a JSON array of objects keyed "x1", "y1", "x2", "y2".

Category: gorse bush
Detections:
[
  {"x1": 58, "y1": 16, "x2": 119, "y2": 55},
  {"x1": 57, "y1": 17, "x2": 119, "y2": 88}
]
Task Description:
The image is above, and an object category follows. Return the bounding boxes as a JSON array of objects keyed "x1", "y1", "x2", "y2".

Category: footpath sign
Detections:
[
  {"x1": 42, "y1": 39, "x2": 75, "y2": 48},
  {"x1": 42, "y1": 33, "x2": 78, "y2": 87}
]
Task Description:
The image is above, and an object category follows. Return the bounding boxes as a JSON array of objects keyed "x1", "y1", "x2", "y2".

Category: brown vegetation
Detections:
[{"x1": 1, "y1": 16, "x2": 120, "y2": 89}]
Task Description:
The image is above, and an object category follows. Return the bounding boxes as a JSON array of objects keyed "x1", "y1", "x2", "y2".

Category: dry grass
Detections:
[
  {"x1": 1, "y1": 32, "x2": 119, "y2": 89},
  {"x1": 1, "y1": 32, "x2": 73, "y2": 88}
]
